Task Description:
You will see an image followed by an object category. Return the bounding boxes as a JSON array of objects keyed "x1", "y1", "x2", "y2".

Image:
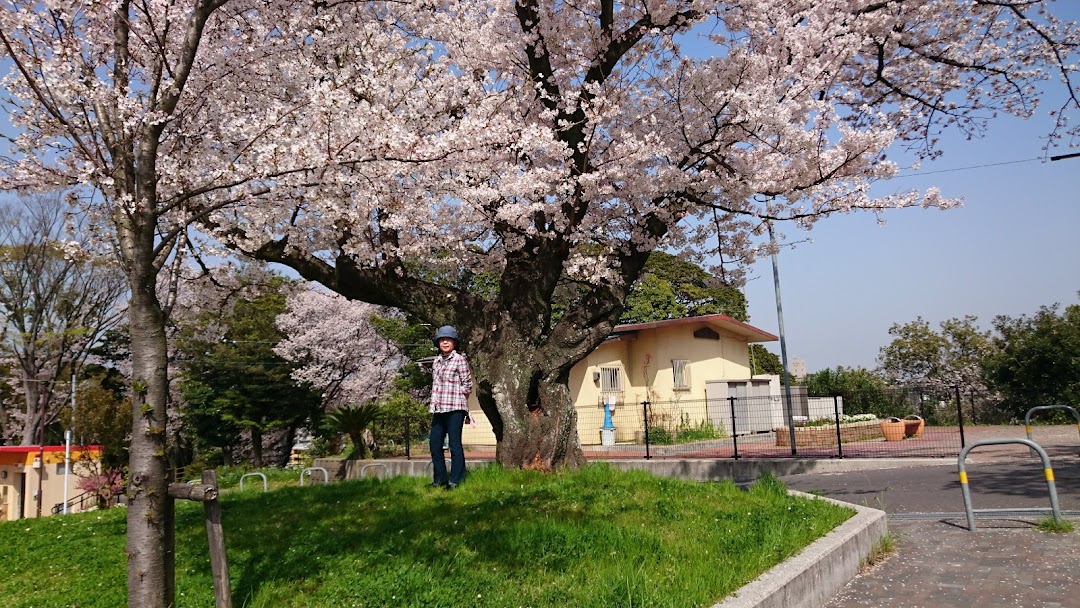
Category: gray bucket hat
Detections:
[{"x1": 433, "y1": 325, "x2": 459, "y2": 348}]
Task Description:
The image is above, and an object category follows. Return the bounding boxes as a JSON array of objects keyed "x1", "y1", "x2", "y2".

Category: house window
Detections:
[
  {"x1": 599, "y1": 366, "x2": 623, "y2": 393},
  {"x1": 672, "y1": 359, "x2": 690, "y2": 390},
  {"x1": 693, "y1": 327, "x2": 719, "y2": 340}
]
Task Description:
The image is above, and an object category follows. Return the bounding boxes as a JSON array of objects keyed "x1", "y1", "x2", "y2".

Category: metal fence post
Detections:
[
  {"x1": 728, "y1": 396, "x2": 739, "y2": 460},
  {"x1": 833, "y1": 395, "x2": 844, "y2": 459},
  {"x1": 955, "y1": 385, "x2": 966, "y2": 448},
  {"x1": 642, "y1": 401, "x2": 652, "y2": 460}
]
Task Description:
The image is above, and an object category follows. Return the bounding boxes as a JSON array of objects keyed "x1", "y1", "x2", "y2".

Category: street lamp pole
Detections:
[{"x1": 64, "y1": 371, "x2": 75, "y2": 515}]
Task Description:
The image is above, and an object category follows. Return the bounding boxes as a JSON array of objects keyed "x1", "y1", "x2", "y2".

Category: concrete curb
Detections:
[
  {"x1": 600, "y1": 457, "x2": 947, "y2": 483},
  {"x1": 711, "y1": 493, "x2": 887, "y2": 608},
  {"x1": 343, "y1": 456, "x2": 949, "y2": 482}
]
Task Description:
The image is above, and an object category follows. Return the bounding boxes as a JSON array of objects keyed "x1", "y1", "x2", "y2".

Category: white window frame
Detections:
[
  {"x1": 599, "y1": 366, "x2": 623, "y2": 394},
  {"x1": 672, "y1": 359, "x2": 690, "y2": 390}
]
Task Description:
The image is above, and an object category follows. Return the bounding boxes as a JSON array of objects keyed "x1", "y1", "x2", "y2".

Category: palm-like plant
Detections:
[{"x1": 323, "y1": 401, "x2": 382, "y2": 459}]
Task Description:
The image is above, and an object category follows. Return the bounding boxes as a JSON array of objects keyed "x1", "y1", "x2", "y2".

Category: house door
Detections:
[
  {"x1": 0, "y1": 484, "x2": 8, "y2": 521},
  {"x1": 727, "y1": 382, "x2": 752, "y2": 435}
]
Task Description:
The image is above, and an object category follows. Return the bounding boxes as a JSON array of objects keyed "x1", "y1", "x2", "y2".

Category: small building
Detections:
[
  {"x1": 0, "y1": 444, "x2": 104, "y2": 520},
  {"x1": 461, "y1": 313, "x2": 779, "y2": 445},
  {"x1": 789, "y1": 357, "x2": 807, "y2": 381}
]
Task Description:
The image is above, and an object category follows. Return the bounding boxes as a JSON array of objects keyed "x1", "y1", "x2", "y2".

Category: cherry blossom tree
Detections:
[
  {"x1": 0, "y1": 2, "x2": 1077, "y2": 602},
  {"x1": 208, "y1": 1, "x2": 1079, "y2": 471},
  {"x1": 0, "y1": 1, "x2": 423, "y2": 605},
  {"x1": 274, "y1": 289, "x2": 405, "y2": 410}
]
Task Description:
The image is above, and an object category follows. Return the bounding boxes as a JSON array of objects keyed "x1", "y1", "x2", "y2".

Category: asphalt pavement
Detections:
[{"x1": 779, "y1": 429, "x2": 1080, "y2": 608}]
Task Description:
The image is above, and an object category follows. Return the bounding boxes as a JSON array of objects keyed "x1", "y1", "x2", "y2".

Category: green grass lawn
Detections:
[{"x1": 0, "y1": 464, "x2": 853, "y2": 608}]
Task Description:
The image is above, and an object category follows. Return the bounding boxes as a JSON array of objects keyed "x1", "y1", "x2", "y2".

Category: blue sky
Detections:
[{"x1": 742, "y1": 94, "x2": 1080, "y2": 373}]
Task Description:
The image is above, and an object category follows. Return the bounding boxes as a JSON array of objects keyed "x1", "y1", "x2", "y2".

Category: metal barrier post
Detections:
[
  {"x1": 957, "y1": 438, "x2": 1062, "y2": 531},
  {"x1": 360, "y1": 463, "x2": 389, "y2": 479},
  {"x1": 300, "y1": 467, "x2": 329, "y2": 487},
  {"x1": 239, "y1": 472, "x2": 268, "y2": 492},
  {"x1": 1024, "y1": 405, "x2": 1080, "y2": 450}
]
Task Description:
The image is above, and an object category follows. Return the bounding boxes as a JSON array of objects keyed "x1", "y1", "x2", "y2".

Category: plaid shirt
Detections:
[{"x1": 430, "y1": 350, "x2": 473, "y2": 413}]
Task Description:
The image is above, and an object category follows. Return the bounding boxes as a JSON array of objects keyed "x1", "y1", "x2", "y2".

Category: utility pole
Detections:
[{"x1": 768, "y1": 222, "x2": 798, "y2": 455}]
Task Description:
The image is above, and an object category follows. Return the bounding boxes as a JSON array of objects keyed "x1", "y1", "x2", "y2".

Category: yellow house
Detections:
[
  {"x1": 462, "y1": 314, "x2": 778, "y2": 446},
  {"x1": 0, "y1": 444, "x2": 104, "y2": 520}
]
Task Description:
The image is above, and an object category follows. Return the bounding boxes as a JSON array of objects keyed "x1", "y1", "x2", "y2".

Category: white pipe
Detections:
[
  {"x1": 64, "y1": 372, "x2": 76, "y2": 515},
  {"x1": 63, "y1": 429, "x2": 71, "y2": 514}
]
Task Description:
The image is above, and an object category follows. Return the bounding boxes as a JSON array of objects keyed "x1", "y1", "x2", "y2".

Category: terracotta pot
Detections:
[
  {"x1": 880, "y1": 417, "x2": 905, "y2": 442},
  {"x1": 903, "y1": 415, "x2": 925, "y2": 438}
]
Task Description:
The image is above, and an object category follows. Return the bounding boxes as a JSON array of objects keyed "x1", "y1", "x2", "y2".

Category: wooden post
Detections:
[
  {"x1": 202, "y1": 470, "x2": 233, "y2": 608},
  {"x1": 168, "y1": 471, "x2": 232, "y2": 607}
]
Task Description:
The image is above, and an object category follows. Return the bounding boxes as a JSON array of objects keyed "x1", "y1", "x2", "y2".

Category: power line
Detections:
[{"x1": 893, "y1": 157, "x2": 1040, "y2": 178}]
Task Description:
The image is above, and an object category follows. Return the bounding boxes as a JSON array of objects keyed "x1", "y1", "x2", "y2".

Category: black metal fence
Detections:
[
  {"x1": 366, "y1": 387, "x2": 1075, "y2": 461},
  {"x1": 581, "y1": 388, "x2": 967, "y2": 460}
]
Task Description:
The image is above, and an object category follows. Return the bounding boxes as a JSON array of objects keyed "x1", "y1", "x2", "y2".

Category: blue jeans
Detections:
[{"x1": 430, "y1": 410, "x2": 467, "y2": 486}]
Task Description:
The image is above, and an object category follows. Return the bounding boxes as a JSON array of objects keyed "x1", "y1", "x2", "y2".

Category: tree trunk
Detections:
[
  {"x1": 20, "y1": 383, "x2": 41, "y2": 445},
  {"x1": 348, "y1": 431, "x2": 367, "y2": 460},
  {"x1": 125, "y1": 265, "x2": 173, "y2": 608},
  {"x1": 251, "y1": 427, "x2": 263, "y2": 469},
  {"x1": 470, "y1": 328, "x2": 586, "y2": 470}
]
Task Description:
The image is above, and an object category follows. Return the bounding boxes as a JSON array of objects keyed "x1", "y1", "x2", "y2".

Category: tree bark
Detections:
[
  {"x1": 468, "y1": 326, "x2": 587, "y2": 469},
  {"x1": 124, "y1": 267, "x2": 173, "y2": 608},
  {"x1": 251, "y1": 427, "x2": 263, "y2": 469},
  {"x1": 21, "y1": 383, "x2": 43, "y2": 445}
]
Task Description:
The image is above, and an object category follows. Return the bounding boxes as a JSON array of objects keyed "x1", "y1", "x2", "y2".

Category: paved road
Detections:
[
  {"x1": 781, "y1": 458, "x2": 1080, "y2": 515},
  {"x1": 779, "y1": 431, "x2": 1080, "y2": 608}
]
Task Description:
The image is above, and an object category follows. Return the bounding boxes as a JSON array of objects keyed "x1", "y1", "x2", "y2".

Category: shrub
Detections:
[{"x1": 74, "y1": 467, "x2": 126, "y2": 509}]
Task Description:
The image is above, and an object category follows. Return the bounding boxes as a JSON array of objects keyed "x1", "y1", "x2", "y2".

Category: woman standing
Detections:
[{"x1": 429, "y1": 325, "x2": 473, "y2": 489}]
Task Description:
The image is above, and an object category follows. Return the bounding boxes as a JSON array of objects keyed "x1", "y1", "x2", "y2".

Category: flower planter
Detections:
[
  {"x1": 774, "y1": 419, "x2": 884, "y2": 447},
  {"x1": 880, "y1": 417, "x2": 905, "y2": 442},
  {"x1": 903, "y1": 415, "x2": 925, "y2": 438}
]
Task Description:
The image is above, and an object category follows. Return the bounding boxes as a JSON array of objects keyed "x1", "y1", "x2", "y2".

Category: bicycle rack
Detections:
[
  {"x1": 239, "y1": 472, "x2": 268, "y2": 492},
  {"x1": 300, "y1": 466, "x2": 329, "y2": 487},
  {"x1": 1024, "y1": 405, "x2": 1080, "y2": 451},
  {"x1": 359, "y1": 463, "x2": 388, "y2": 479},
  {"x1": 957, "y1": 438, "x2": 1063, "y2": 531}
]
